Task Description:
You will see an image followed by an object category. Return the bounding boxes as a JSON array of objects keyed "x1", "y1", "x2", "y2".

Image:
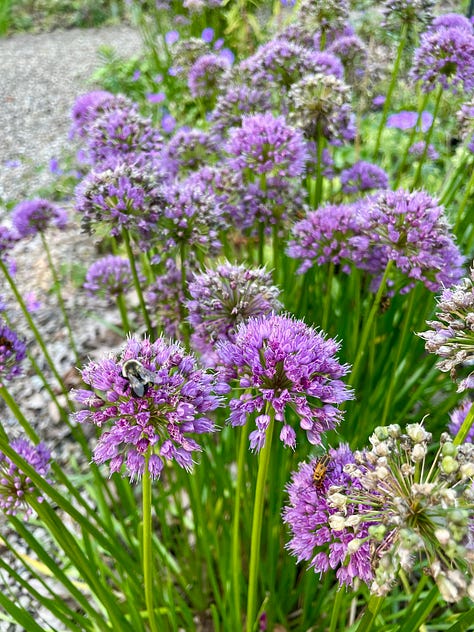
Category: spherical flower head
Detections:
[
  {"x1": 432, "y1": 13, "x2": 473, "y2": 32},
  {"x1": 448, "y1": 400, "x2": 474, "y2": 443},
  {"x1": 69, "y1": 90, "x2": 120, "y2": 139},
  {"x1": 187, "y1": 53, "x2": 230, "y2": 99},
  {"x1": 162, "y1": 128, "x2": 221, "y2": 179},
  {"x1": 171, "y1": 37, "x2": 210, "y2": 75},
  {"x1": 340, "y1": 161, "x2": 389, "y2": 194},
  {"x1": 186, "y1": 261, "x2": 282, "y2": 366},
  {"x1": 327, "y1": 35, "x2": 367, "y2": 84},
  {"x1": 227, "y1": 112, "x2": 308, "y2": 179},
  {"x1": 381, "y1": 0, "x2": 435, "y2": 29},
  {"x1": 411, "y1": 24, "x2": 474, "y2": 94},
  {"x1": 11, "y1": 198, "x2": 68, "y2": 238},
  {"x1": 288, "y1": 72, "x2": 356, "y2": 145},
  {"x1": 284, "y1": 444, "x2": 373, "y2": 587},
  {"x1": 84, "y1": 255, "x2": 136, "y2": 303},
  {"x1": 72, "y1": 336, "x2": 224, "y2": 480},
  {"x1": 0, "y1": 322, "x2": 27, "y2": 383},
  {"x1": 211, "y1": 84, "x2": 273, "y2": 138},
  {"x1": 296, "y1": 0, "x2": 349, "y2": 33},
  {"x1": 408, "y1": 140, "x2": 439, "y2": 160},
  {"x1": 0, "y1": 439, "x2": 51, "y2": 518},
  {"x1": 234, "y1": 177, "x2": 306, "y2": 228},
  {"x1": 217, "y1": 314, "x2": 353, "y2": 451},
  {"x1": 419, "y1": 267, "x2": 474, "y2": 390}
]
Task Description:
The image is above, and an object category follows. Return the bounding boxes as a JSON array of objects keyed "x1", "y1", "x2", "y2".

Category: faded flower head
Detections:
[
  {"x1": 0, "y1": 322, "x2": 27, "y2": 383},
  {"x1": 419, "y1": 266, "x2": 474, "y2": 391},
  {"x1": 217, "y1": 314, "x2": 353, "y2": 451},
  {"x1": 162, "y1": 128, "x2": 221, "y2": 179},
  {"x1": 381, "y1": 0, "x2": 435, "y2": 29},
  {"x1": 73, "y1": 336, "x2": 224, "y2": 480},
  {"x1": 0, "y1": 439, "x2": 51, "y2": 518},
  {"x1": 408, "y1": 140, "x2": 439, "y2": 160},
  {"x1": 83, "y1": 255, "x2": 135, "y2": 303},
  {"x1": 211, "y1": 84, "x2": 273, "y2": 137},
  {"x1": 296, "y1": 0, "x2": 349, "y2": 34},
  {"x1": 186, "y1": 261, "x2": 281, "y2": 366},
  {"x1": 11, "y1": 198, "x2": 68, "y2": 238},
  {"x1": 340, "y1": 162, "x2": 389, "y2": 194},
  {"x1": 448, "y1": 400, "x2": 474, "y2": 443}
]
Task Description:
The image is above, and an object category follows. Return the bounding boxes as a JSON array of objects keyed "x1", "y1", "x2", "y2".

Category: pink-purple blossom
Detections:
[{"x1": 11, "y1": 199, "x2": 68, "y2": 238}]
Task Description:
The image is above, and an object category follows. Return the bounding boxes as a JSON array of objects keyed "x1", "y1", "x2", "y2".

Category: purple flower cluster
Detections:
[
  {"x1": 69, "y1": 90, "x2": 125, "y2": 139},
  {"x1": 386, "y1": 110, "x2": 433, "y2": 133},
  {"x1": 217, "y1": 314, "x2": 353, "y2": 451},
  {"x1": 11, "y1": 199, "x2": 68, "y2": 238},
  {"x1": 211, "y1": 84, "x2": 273, "y2": 137},
  {"x1": 0, "y1": 322, "x2": 27, "y2": 383},
  {"x1": 73, "y1": 336, "x2": 224, "y2": 480},
  {"x1": 161, "y1": 128, "x2": 221, "y2": 179},
  {"x1": 83, "y1": 256, "x2": 135, "y2": 302},
  {"x1": 187, "y1": 53, "x2": 230, "y2": 99},
  {"x1": 340, "y1": 161, "x2": 389, "y2": 194},
  {"x1": 0, "y1": 438, "x2": 51, "y2": 517}
]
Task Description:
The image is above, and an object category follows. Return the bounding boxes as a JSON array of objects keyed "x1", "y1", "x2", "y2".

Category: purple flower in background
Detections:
[
  {"x1": 201, "y1": 27, "x2": 214, "y2": 43},
  {"x1": 162, "y1": 128, "x2": 221, "y2": 179},
  {"x1": 0, "y1": 322, "x2": 27, "y2": 383},
  {"x1": 448, "y1": 400, "x2": 474, "y2": 442},
  {"x1": 340, "y1": 162, "x2": 389, "y2": 194},
  {"x1": 381, "y1": 0, "x2": 435, "y2": 28},
  {"x1": 84, "y1": 256, "x2": 135, "y2": 303},
  {"x1": 161, "y1": 114, "x2": 176, "y2": 134},
  {"x1": 211, "y1": 84, "x2": 273, "y2": 137},
  {"x1": 372, "y1": 95, "x2": 386, "y2": 108},
  {"x1": 146, "y1": 92, "x2": 166, "y2": 104},
  {"x1": 186, "y1": 261, "x2": 281, "y2": 366},
  {"x1": 284, "y1": 444, "x2": 373, "y2": 587},
  {"x1": 165, "y1": 30, "x2": 180, "y2": 46},
  {"x1": 49, "y1": 158, "x2": 63, "y2": 175},
  {"x1": 409, "y1": 140, "x2": 439, "y2": 160},
  {"x1": 432, "y1": 13, "x2": 473, "y2": 32},
  {"x1": 11, "y1": 199, "x2": 68, "y2": 238},
  {"x1": 0, "y1": 226, "x2": 19, "y2": 263},
  {"x1": 328, "y1": 35, "x2": 367, "y2": 84},
  {"x1": 188, "y1": 53, "x2": 230, "y2": 99},
  {"x1": 217, "y1": 314, "x2": 353, "y2": 451},
  {"x1": 296, "y1": 0, "x2": 349, "y2": 33},
  {"x1": 386, "y1": 110, "x2": 433, "y2": 132},
  {"x1": 73, "y1": 336, "x2": 223, "y2": 480},
  {"x1": 0, "y1": 439, "x2": 51, "y2": 518},
  {"x1": 69, "y1": 91, "x2": 135, "y2": 140},
  {"x1": 456, "y1": 97, "x2": 474, "y2": 153},
  {"x1": 227, "y1": 113, "x2": 307, "y2": 178}
]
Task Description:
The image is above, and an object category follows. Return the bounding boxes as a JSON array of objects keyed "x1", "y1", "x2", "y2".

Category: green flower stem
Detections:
[
  {"x1": 40, "y1": 233, "x2": 80, "y2": 365},
  {"x1": 348, "y1": 260, "x2": 393, "y2": 390},
  {"x1": 314, "y1": 124, "x2": 325, "y2": 208},
  {"x1": 272, "y1": 223, "x2": 280, "y2": 286},
  {"x1": 0, "y1": 384, "x2": 40, "y2": 443},
  {"x1": 411, "y1": 85, "x2": 443, "y2": 190},
  {"x1": 373, "y1": 23, "x2": 409, "y2": 159},
  {"x1": 321, "y1": 262, "x2": 334, "y2": 333},
  {"x1": 258, "y1": 222, "x2": 265, "y2": 267},
  {"x1": 329, "y1": 586, "x2": 344, "y2": 632},
  {"x1": 179, "y1": 242, "x2": 190, "y2": 348},
  {"x1": 355, "y1": 594, "x2": 385, "y2": 632},
  {"x1": 439, "y1": 150, "x2": 472, "y2": 206},
  {"x1": 232, "y1": 422, "x2": 250, "y2": 630},
  {"x1": 0, "y1": 259, "x2": 71, "y2": 404},
  {"x1": 246, "y1": 410, "x2": 275, "y2": 632},
  {"x1": 453, "y1": 401, "x2": 474, "y2": 446},
  {"x1": 116, "y1": 292, "x2": 132, "y2": 335},
  {"x1": 142, "y1": 451, "x2": 162, "y2": 632},
  {"x1": 122, "y1": 229, "x2": 153, "y2": 335}
]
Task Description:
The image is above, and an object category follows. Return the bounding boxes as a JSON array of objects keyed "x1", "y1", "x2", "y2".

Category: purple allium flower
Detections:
[
  {"x1": 372, "y1": 95, "x2": 386, "y2": 108},
  {"x1": 284, "y1": 444, "x2": 373, "y2": 587},
  {"x1": 432, "y1": 13, "x2": 473, "y2": 32},
  {"x1": 145, "y1": 259, "x2": 188, "y2": 339},
  {"x1": 327, "y1": 35, "x2": 367, "y2": 84},
  {"x1": 84, "y1": 256, "x2": 135, "y2": 302},
  {"x1": 161, "y1": 114, "x2": 177, "y2": 134},
  {"x1": 288, "y1": 73, "x2": 356, "y2": 144},
  {"x1": 11, "y1": 198, "x2": 68, "y2": 238},
  {"x1": 211, "y1": 84, "x2": 273, "y2": 137},
  {"x1": 0, "y1": 439, "x2": 51, "y2": 518},
  {"x1": 49, "y1": 158, "x2": 62, "y2": 175},
  {"x1": 69, "y1": 90, "x2": 116, "y2": 139},
  {"x1": 0, "y1": 226, "x2": 19, "y2": 262},
  {"x1": 165, "y1": 30, "x2": 180, "y2": 46},
  {"x1": 411, "y1": 25, "x2": 474, "y2": 94},
  {"x1": 73, "y1": 336, "x2": 223, "y2": 480},
  {"x1": 186, "y1": 261, "x2": 281, "y2": 366},
  {"x1": 187, "y1": 53, "x2": 230, "y2": 99},
  {"x1": 0, "y1": 321, "x2": 26, "y2": 383},
  {"x1": 448, "y1": 399, "x2": 474, "y2": 442},
  {"x1": 201, "y1": 27, "x2": 214, "y2": 43},
  {"x1": 340, "y1": 162, "x2": 389, "y2": 194},
  {"x1": 234, "y1": 177, "x2": 306, "y2": 228},
  {"x1": 381, "y1": 0, "x2": 435, "y2": 28},
  {"x1": 227, "y1": 113, "x2": 307, "y2": 178},
  {"x1": 408, "y1": 140, "x2": 439, "y2": 160},
  {"x1": 75, "y1": 163, "x2": 164, "y2": 247},
  {"x1": 386, "y1": 110, "x2": 433, "y2": 133},
  {"x1": 217, "y1": 314, "x2": 353, "y2": 451},
  {"x1": 171, "y1": 37, "x2": 210, "y2": 74},
  {"x1": 162, "y1": 128, "x2": 221, "y2": 179},
  {"x1": 296, "y1": 0, "x2": 349, "y2": 33},
  {"x1": 418, "y1": 266, "x2": 474, "y2": 391}
]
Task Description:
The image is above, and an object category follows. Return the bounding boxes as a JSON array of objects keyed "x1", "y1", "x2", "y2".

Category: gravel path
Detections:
[{"x1": 0, "y1": 24, "x2": 142, "y2": 204}]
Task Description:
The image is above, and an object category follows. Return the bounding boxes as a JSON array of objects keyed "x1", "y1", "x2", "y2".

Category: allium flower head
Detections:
[
  {"x1": 227, "y1": 113, "x2": 307, "y2": 178},
  {"x1": 284, "y1": 444, "x2": 373, "y2": 587},
  {"x1": 69, "y1": 90, "x2": 129, "y2": 139},
  {"x1": 411, "y1": 24, "x2": 474, "y2": 94},
  {"x1": 288, "y1": 72, "x2": 356, "y2": 145},
  {"x1": 448, "y1": 400, "x2": 474, "y2": 443},
  {"x1": 408, "y1": 140, "x2": 439, "y2": 160},
  {"x1": 419, "y1": 267, "x2": 474, "y2": 391},
  {"x1": 211, "y1": 84, "x2": 273, "y2": 137},
  {"x1": 11, "y1": 198, "x2": 68, "y2": 238},
  {"x1": 327, "y1": 35, "x2": 367, "y2": 85},
  {"x1": 432, "y1": 13, "x2": 473, "y2": 32},
  {"x1": 187, "y1": 53, "x2": 230, "y2": 99},
  {"x1": 296, "y1": 0, "x2": 349, "y2": 34},
  {"x1": 217, "y1": 314, "x2": 353, "y2": 451},
  {"x1": 186, "y1": 261, "x2": 281, "y2": 365},
  {"x1": 73, "y1": 336, "x2": 224, "y2": 480},
  {"x1": 84, "y1": 256, "x2": 135, "y2": 303},
  {"x1": 0, "y1": 439, "x2": 51, "y2": 518},
  {"x1": 162, "y1": 128, "x2": 221, "y2": 179},
  {"x1": 340, "y1": 162, "x2": 389, "y2": 194},
  {"x1": 171, "y1": 37, "x2": 210, "y2": 74},
  {"x1": 0, "y1": 322, "x2": 27, "y2": 383},
  {"x1": 381, "y1": 0, "x2": 435, "y2": 29}
]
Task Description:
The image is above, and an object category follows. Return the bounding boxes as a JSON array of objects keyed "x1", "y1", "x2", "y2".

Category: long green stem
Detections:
[
  {"x1": 122, "y1": 230, "x2": 153, "y2": 335},
  {"x1": 246, "y1": 411, "x2": 275, "y2": 632},
  {"x1": 116, "y1": 292, "x2": 132, "y2": 335},
  {"x1": 314, "y1": 128, "x2": 325, "y2": 209},
  {"x1": 411, "y1": 85, "x2": 443, "y2": 190},
  {"x1": 453, "y1": 164, "x2": 474, "y2": 234},
  {"x1": 142, "y1": 452, "x2": 161, "y2": 632}
]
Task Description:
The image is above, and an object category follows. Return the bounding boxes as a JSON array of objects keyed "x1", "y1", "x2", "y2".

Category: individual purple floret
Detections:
[
  {"x1": 411, "y1": 24, "x2": 474, "y2": 94},
  {"x1": 83, "y1": 256, "x2": 135, "y2": 303},
  {"x1": 0, "y1": 438, "x2": 51, "y2": 518},
  {"x1": 448, "y1": 400, "x2": 474, "y2": 442},
  {"x1": 340, "y1": 162, "x2": 389, "y2": 194},
  {"x1": 227, "y1": 113, "x2": 307, "y2": 178},
  {"x1": 283, "y1": 444, "x2": 373, "y2": 588},
  {"x1": 187, "y1": 53, "x2": 231, "y2": 99},
  {"x1": 161, "y1": 128, "x2": 222, "y2": 179},
  {"x1": 0, "y1": 321, "x2": 27, "y2": 383},
  {"x1": 186, "y1": 261, "x2": 281, "y2": 366},
  {"x1": 72, "y1": 336, "x2": 224, "y2": 480},
  {"x1": 11, "y1": 199, "x2": 68, "y2": 238},
  {"x1": 70, "y1": 92, "x2": 135, "y2": 139},
  {"x1": 217, "y1": 314, "x2": 353, "y2": 451}
]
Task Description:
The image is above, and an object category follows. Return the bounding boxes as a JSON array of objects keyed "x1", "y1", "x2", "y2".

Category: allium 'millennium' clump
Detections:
[
  {"x1": 11, "y1": 198, "x2": 68, "y2": 238},
  {"x1": 186, "y1": 261, "x2": 281, "y2": 365},
  {"x1": 411, "y1": 23, "x2": 474, "y2": 94},
  {"x1": 161, "y1": 128, "x2": 221, "y2": 179},
  {"x1": 284, "y1": 444, "x2": 373, "y2": 587},
  {"x1": 83, "y1": 256, "x2": 135, "y2": 303},
  {"x1": 0, "y1": 439, "x2": 51, "y2": 518},
  {"x1": 187, "y1": 53, "x2": 230, "y2": 99},
  {"x1": 171, "y1": 37, "x2": 210, "y2": 74},
  {"x1": 0, "y1": 322, "x2": 27, "y2": 382},
  {"x1": 340, "y1": 161, "x2": 389, "y2": 194},
  {"x1": 217, "y1": 314, "x2": 353, "y2": 451},
  {"x1": 288, "y1": 72, "x2": 356, "y2": 144},
  {"x1": 419, "y1": 266, "x2": 474, "y2": 391},
  {"x1": 448, "y1": 399, "x2": 474, "y2": 443},
  {"x1": 73, "y1": 336, "x2": 224, "y2": 480}
]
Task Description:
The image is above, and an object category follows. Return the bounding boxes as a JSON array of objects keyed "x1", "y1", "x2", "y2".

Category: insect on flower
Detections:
[
  {"x1": 0, "y1": 336, "x2": 13, "y2": 351},
  {"x1": 121, "y1": 358, "x2": 157, "y2": 397},
  {"x1": 312, "y1": 454, "x2": 331, "y2": 490}
]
